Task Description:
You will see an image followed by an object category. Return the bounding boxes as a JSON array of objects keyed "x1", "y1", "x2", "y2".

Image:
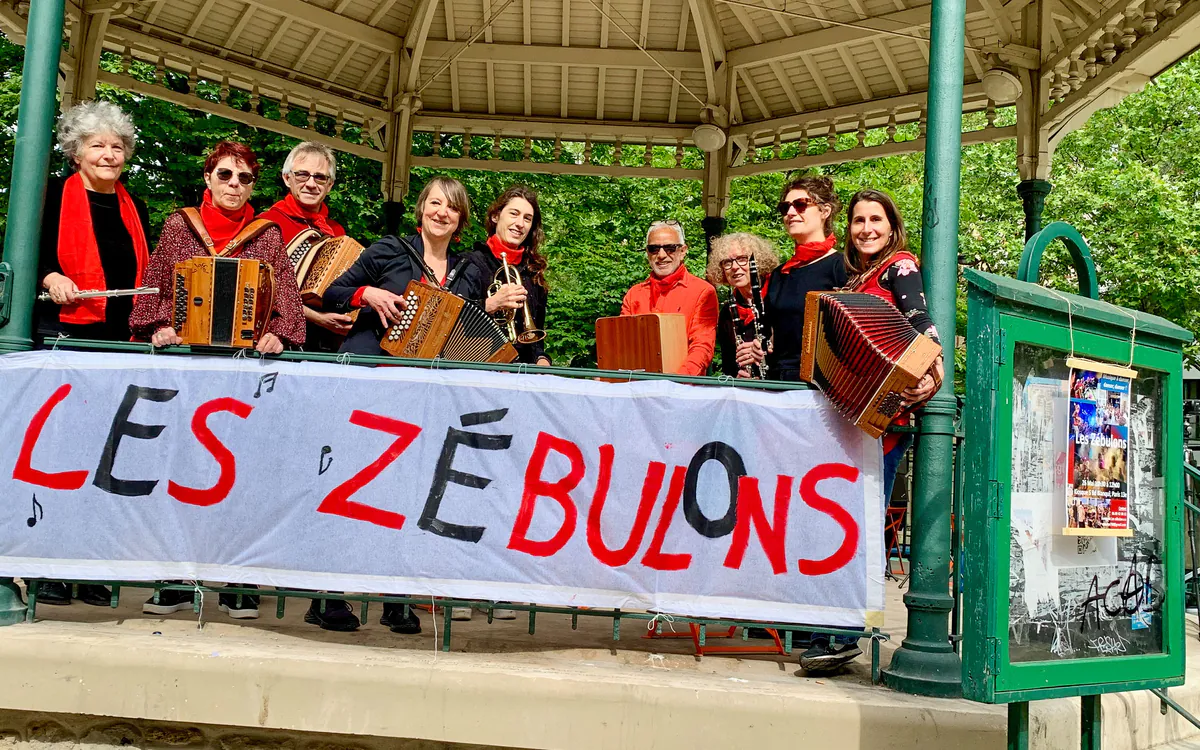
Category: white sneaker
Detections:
[{"x1": 451, "y1": 606, "x2": 473, "y2": 621}]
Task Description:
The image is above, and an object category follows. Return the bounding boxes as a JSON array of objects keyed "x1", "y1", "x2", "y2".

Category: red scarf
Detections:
[
  {"x1": 280, "y1": 192, "x2": 335, "y2": 236},
  {"x1": 733, "y1": 275, "x2": 770, "y2": 327},
  {"x1": 648, "y1": 263, "x2": 688, "y2": 308},
  {"x1": 780, "y1": 234, "x2": 837, "y2": 274},
  {"x1": 57, "y1": 173, "x2": 149, "y2": 325},
  {"x1": 486, "y1": 233, "x2": 524, "y2": 265},
  {"x1": 200, "y1": 188, "x2": 254, "y2": 253}
]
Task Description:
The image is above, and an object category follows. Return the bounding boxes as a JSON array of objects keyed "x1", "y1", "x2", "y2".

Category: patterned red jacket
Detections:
[{"x1": 129, "y1": 210, "x2": 306, "y2": 346}]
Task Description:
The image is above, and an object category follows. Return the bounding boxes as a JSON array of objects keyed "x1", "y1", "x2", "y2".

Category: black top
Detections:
[
  {"x1": 37, "y1": 175, "x2": 151, "y2": 342},
  {"x1": 464, "y1": 242, "x2": 549, "y2": 365},
  {"x1": 716, "y1": 293, "x2": 760, "y2": 378},
  {"x1": 764, "y1": 252, "x2": 848, "y2": 381},
  {"x1": 323, "y1": 233, "x2": 489, "y2": 356}
]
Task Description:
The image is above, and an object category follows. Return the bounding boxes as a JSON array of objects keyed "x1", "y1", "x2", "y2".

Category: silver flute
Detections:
[{"x1": 38, "y1": 286, "x2": 158, "y2": 302}]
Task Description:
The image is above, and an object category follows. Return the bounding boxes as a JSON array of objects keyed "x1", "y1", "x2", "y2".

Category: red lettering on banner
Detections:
[
  {"x1": 508, "y1": 432, "x2": 584, "y2": 557},
  {"x1": 723, "y1": 475, "x2": 793, "y2": 574},
  {"x1": 316, "y1": 410, "x2": 421, "y2": 530},
  {"x1": 640, "y1": 465, "x2": 691, "y2": 571},
  {"x1": 167, "y1": 397, "x2": 253, "y2": 507},
  {"x1": 797, "y1": 463, "x2": 860, "y2": 576},
  {"x1": 587, "y1": 454, "x2": 665, "y2": 567},
  {"x1": 13, "y1": 384, "x2": 88, "y2": 490}
]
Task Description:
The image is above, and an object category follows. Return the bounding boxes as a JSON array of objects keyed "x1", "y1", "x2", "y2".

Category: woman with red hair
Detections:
[{"x1": 130, "y1": 141, "x2": 305, "y2": 353}]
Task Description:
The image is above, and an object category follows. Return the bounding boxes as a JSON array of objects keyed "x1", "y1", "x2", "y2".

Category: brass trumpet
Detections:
[{"x1": 488, "y1": 255, "x2": 545, "y2": 345}]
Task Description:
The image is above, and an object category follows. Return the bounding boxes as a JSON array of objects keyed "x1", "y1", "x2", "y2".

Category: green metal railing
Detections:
[
  {"x1": 19, "y1": 337, "x2": 899, "y2": 680},
  {"x1": 1185, "y1": 462, "x2": 1200, "y2": 638}
]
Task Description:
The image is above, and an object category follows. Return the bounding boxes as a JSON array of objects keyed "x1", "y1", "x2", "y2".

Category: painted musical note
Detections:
[
  {"x1": 254, "y1": 372, "x2": 279, "y2": 398},
  {"x1": 319, "y1": 446, "x2": 333, "y2": 475},
  {"x1": 26, "y1": 496, "x2": 43, "y2": 528}
]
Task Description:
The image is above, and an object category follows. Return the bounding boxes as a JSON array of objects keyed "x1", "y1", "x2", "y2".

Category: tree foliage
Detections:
[{"x1": 1, "y1": 32, "x2": 1197, "y2": 366}]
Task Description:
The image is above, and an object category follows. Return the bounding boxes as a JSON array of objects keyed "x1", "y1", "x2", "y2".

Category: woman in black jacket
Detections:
[
  {"x1": 324, "y1": 176, "x2": 488, "y2": 356},
  {"x1": 705, "y1": 232, "x2": 779, "y2": 378},
  {"x1": 464, "y1": 185, "x2": 550, "y2": 365}
]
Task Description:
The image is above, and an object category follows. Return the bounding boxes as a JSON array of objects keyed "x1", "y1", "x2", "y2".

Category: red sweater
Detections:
[
  {"x1": 620, "y1": 268, "x2": 719, "y2": 376},
  {"x1": 258, "y1": 200, "x2": 345, "y2": 245},
  {"x1": 129, "y1": 211, "x2": 306, "y2": 346}
]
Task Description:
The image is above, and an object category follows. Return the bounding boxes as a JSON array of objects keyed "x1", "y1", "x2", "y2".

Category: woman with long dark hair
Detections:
[{"x1": 466, "y1": 185, "x2": 551, "y2": 366}]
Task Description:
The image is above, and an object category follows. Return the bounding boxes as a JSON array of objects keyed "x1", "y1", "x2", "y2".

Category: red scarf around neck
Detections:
[
  {"x1": 200, "y1": 188, "x2": 254, "y2": 253},
  {"x1": 57, "y1": 172, "x2": 149, "y2": 325},
  {"x1": 780, "y1": 233, "x2": 837, "y2": 274},
  {"x1": 280, "y1": 192, "x2": 335, "y2": 236},
  {"x1": 732, "y1": 275, "x2": 769, "y2": 328},
  {"x1": 648, "y1": 263, "x2": 688, "y2": 308},
  {"x1": 486, "y1": 233, "x2": 524, "y2": 265}
]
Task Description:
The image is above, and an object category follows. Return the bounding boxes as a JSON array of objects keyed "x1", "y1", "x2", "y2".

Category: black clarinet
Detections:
[{"x1": 730, "y1": 256, "x2": 769, "y2": 380}]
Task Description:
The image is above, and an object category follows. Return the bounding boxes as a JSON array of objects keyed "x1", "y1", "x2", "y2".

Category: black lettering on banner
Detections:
[
  {"x1": 92, "y1": 385, "x2": 179, "y2": 497},
  {"x1": 27, "y1": 495, "x2": 43, "y2": 527},
  {"x1": 254, "y1": 372, "x2": 279, "y2": 398},
  {"x1": 682, "y1": 441, "x2": 744, "y2": 539},
  {"x1": 318, "y1": 445, "x2": 333, "y2": 475},
  {"x1": 418, "y1": 408, "x2": 513, "y2": 543}
]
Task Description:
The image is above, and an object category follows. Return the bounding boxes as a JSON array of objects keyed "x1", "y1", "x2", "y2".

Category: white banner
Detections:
[{"x1": 0, "y1": 351, "x2": 884, "y2": 626}]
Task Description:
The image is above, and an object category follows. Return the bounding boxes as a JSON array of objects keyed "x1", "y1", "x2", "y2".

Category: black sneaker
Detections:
[
  {"x1": 143, "y1": 587, "x2": 196, "y2": 615},
  {"x1": 799, "y1": 639, "x2": 863, "y2": 673},
  {"x1": 304, "y1": 599, "x2": 361, "y2": 632},
  {"x1": 380, "y1": 603, "x2": 421, "y2": 634},
  {"x1": 36, "y1": 581, "x2": 72, "y2": 606},
  {"x1": 77, "y1": 584, "x2": 112, "y2": 607},
  {"x1": 218, "y1": 585, "x2": 260, "y2": 619}
]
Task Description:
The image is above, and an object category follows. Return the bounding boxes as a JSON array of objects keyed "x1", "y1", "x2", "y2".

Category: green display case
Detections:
[{"x1": 962, "y1": 223, "x2": 1191, "y2": 704}]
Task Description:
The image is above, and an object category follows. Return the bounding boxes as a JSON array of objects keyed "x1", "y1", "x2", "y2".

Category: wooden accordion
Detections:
[
  {"x1": 380, "y1": 281, "x2": 518, "y2": 363},
  {"x1": 172, "y1": 257, "x2": 274, "y2": 348},
  {"x1": 800, "y1": 291, "x2": 941, "y2": 438},
  {"x1": 595, "y1": 313, "x2": 688, "y2": 374},
  {"x1": 286, "y1": 230, "x2": 364, "y2": 306}
]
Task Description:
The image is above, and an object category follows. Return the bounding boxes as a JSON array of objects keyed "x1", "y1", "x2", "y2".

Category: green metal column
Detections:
[
  {"x1": 1017, "y1": 179, "x2": 1053, "y2": 240},
  {"x1": 0, "y1": 0, "x2": 65, "y2": 355},
  {"x1": 1008, "y1": 702, "x2": 1030, "y2": 750},
  {"x1": 0, "y1": 0, "x2": 67, "y2": 627},
  {"x1": 880, "y1": 0, "x2": 964, "y2": 697},
  {"x1": 1081, "y1": 695, "x2": 1102, "y2": 750}
]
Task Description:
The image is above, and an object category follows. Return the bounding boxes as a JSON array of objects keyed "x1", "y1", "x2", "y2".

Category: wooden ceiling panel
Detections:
[
  {"x1": 716, "y1": 4, "x2": 756, "y2": 48},
  {"x1": 451, "y1": 60, "x2": 491, "y2": 113},
  {"x1": 564, "y1": 66, "x2": 598, "y2": 118},
  {"x1": 568, "y1": 3, "x2": 604, "y2": 47},
  {"x1": 529, "y1": 64, "x2": 564, "y2": 117}
]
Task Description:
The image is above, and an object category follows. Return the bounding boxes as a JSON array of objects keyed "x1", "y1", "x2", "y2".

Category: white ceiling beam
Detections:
[
  {"x1": 675, "y1": 0, "x2": 690, "y2": 50},
  {"x1": 451, "y1": 62, "x2": 461, "y2": 110},
  {"x1": 445, "y1": 0, "x2": 458, "y2": 38},
  {"x1": 220, "y1": 7, "x2": 255, "y2": 55},
  {"x1": 368, "y1": 0, "x2": 401, "y2": 29},
  {"x1": 632, "y1": 69, "x2": 644, "y2": 120},
  {"x1": 524, "y1": 64, "x2": 532, "y2": 115},
  {"x1": 966, "y1": 47, "x2": 985, "y2": 79},
  {"x1": 417, "y1": 114, "x2": 696, "y2": 140},
  {"x1": 487, "y1": 60, "x2": 496, "y2": 114},
  {"x1": 738, "y1": 68, "x2": 771, "y2": 118},
  {"x1": 420, "y1": 40, "x2": 704, "y2": 68},
  {"x1": 638, "y1": 0, "x2": 652, "y2": 44},
  {"x1": 596, "y1": 66, "x2": 606, "y2": 118},
  {"x1": 403, "y1": 0, "x2": 441, "y2": 90},
  {"x1": 358, "y1": 49, "x2": 391, "y2": 91},
  {"x1": 185, "y1": 0, "x2": 218, "y2": 38},
  {"x1": 873, "y1": 38, "x2": 909, "y2": 93},
  {"x1": 242, "y1": 0, "x2": 400, "y2": 52},
  {"x1": 412, "y1": 154, "x2": 699, "y2": 178},
  {"x1": 523, "y1": 0, "x2": 532, "y2": 43},
  {"x1": 757, "y1": 0, "x2": 795, "y2": 36},
  {"x1": 769, "y1": 60, "x2": 803, "y2": 111},
  {"x1": 292, "y1": 29, "x2": 326, "y2": 74},
  {"x1": 837, "y1": 46, "x2": 874, "y2": 100},
  {"x1": 728, "y1": 3, "x2": 764, "y2": 43},
  {"x1": 562, "y1": 0, "x2": 571, "y2": 45},
  {"x1": 600, "y1": 0, "x2": 610, "y2": 47},
  {"x1": 725, "y1": 0, "x2": 987, "y2": 68},
  {"x1": 482, "y1": 0, "x2": 493, "y2": 42},
  {"x1": 258, "y1": 17, "x2": 292, "y2": 61},
  {"x1": 669, "y1": 69, "x2": 681, "y2": 123},
  {"x1": 560, "y1": 65, "x2": 569, "y2": 117},
  {"x1": 327, "y1": 42, "x2": 359, "y2": 83},
  {"x1": 334, "y1": 0, "x2": 355, "y2": 12},
  {"x1": 801, "y1": 53, "x2": 836, "y2": 107},
  {"x1": 143, "y1": 0, "x2": 166, "y2": 26},
  {"x1": 979, "y1": 0, "x2": 1018, "y2": 43},
  {"x1": 687, "y1": 0, "x2": 724, "y2": 101}
]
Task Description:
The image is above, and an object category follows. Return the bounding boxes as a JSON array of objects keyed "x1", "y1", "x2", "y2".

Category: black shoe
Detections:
[
  {"x1": 380, "y1": 603, "x2": 421, "y2": 634},
  {"x1": 304, "y1": 599, "x2": 361, "y2": 632},
  {"x1": 799, "y1": 639, "x2": 863, "y2": 673},
  {"x1": 77, "y1": 583, "x2": 112, "y2": 607},
  {"x1": 143, "y1": 587, "x2": 196, "y2": 615},
  {"x1": 218, "y1": 585, "x2": 260, "y2": 620},
  {"x1": 36, "y1": 581, "x2": 72, "y2": 606}
]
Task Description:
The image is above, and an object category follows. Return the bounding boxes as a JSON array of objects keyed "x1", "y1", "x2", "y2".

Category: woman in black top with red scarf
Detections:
[
  {"x1": 738, "y1": 176, "x2": 846, "y2": 381},
  {"x1": 464, "y1": 185, "x2": 551, "y2": 366},
  {"x1": 38, "y1": 101, "x2": 151, "y2": 344}
]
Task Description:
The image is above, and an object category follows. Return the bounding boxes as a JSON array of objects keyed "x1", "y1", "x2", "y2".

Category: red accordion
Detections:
[{"x1": 800, "y1": 291, "x2": 941, "y2": 438}]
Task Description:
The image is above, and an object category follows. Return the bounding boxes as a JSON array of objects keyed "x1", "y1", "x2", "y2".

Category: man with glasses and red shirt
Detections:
[
  {"x1": 259, "y1": 142, "x2": 355, "y2": 351},
  {"x1": 619, "y1": 220, "x2": 719, "y2": 376}
]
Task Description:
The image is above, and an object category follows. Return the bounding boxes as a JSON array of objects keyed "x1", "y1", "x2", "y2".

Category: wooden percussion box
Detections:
[{"x1": 595, "y1": 313, "x2": 688, "y2": 374}]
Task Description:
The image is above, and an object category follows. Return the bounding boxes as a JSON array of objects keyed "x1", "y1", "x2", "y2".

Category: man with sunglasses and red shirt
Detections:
[
  {"x1": 259, "y1": 142, "x2": 354, "y2": 348},
  {"x1": 619, "y1": 220, "x2": 719, "y2": 375}
]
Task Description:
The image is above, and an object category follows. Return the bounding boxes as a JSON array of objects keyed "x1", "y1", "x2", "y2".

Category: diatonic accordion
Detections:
[
  {"x1": 800, "y1": 291, "x2": 941, "y2": 438},
  {"x1": 381, "y1": 281, "x2": 518, "y2": 364},
  {"x1": 172, "y1": 257, "x2": 274, "y2": 348},
  {"x1": 286, "y1": 231, "x2": 364, "y2": 306}
]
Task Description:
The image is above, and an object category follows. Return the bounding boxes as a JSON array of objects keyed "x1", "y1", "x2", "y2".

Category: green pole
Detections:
[
  {"x1": 1008, "y1": 702, "x2": 1030, "y2": 750},
  {"x1": 0, "y1": 0, "x2": 66, "y2": 355},
  {"x1": 1081, "y1": 695, "x2": 1102, "y2": 750},
  {"x1": 0, "y1": 0, "x2": 67, "y2": 627},
  {"x1": 1016, "y1": 179, "x2": 1053, "y2": 240},
  {"x1": 880, "y1": 0, "x2": 964, "y2": 697}
]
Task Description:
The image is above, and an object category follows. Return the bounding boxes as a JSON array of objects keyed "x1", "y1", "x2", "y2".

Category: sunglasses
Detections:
[
  {"x1": 645, "y1": 244, "x2": 684, "y2": 255},
  {"x1": 291, "y1": 170, "x2": 331, "y2": 185},
  {"x1": 776, "y1": 197, "x2": 821, "y2": 216},
  {"x1": 214, "y1": 168, "x2": 256, "y2": 185}
]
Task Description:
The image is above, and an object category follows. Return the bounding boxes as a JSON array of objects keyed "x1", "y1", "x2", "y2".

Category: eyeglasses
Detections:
[
  {"x1": 290, "y1": 170, "x2": 331, "y2": 185},
  {"x1": 776, "y1": 197, "x2": 821, "y2": 216},
  {"x1": 214, "y1": 168, "x2": 256, "y2": 185},
  {"x1": 645, "y1": 244, "x2": 684, "y2": 255},
  {"x1": 719, "y1": 256, "x2": 751, "y2": 270}
]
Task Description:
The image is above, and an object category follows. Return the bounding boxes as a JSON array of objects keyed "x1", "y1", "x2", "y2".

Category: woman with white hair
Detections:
[
  {"x1": 38, "y1": 100, "x2": 150, "y2": 344},
  {"x1": 705, "y1": 233, "x2": 779, "y2": 378}
]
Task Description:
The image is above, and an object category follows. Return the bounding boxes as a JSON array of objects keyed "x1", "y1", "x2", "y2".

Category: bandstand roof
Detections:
[{"x1": 1, "y1": 0, "x2": 1198, "y2": 200}]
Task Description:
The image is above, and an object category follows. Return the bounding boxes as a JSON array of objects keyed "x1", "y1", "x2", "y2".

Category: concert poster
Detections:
[{"x1": 1064, "y1": 357, "x2": 1136, "y2": 537}]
